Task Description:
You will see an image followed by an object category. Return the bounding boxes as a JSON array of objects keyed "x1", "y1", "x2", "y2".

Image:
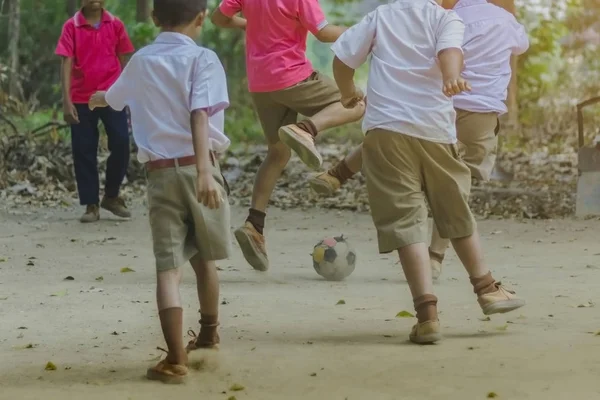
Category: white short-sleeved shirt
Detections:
[
  {"x1": 453, "y1": 0, "x2": 529, "y2": 115},
  {"x1": 331, "y1": 0, "x2": 465, "y2": 144},
  {"x1": 105, "y1": 32, "x2": 231, "y2": 163}
]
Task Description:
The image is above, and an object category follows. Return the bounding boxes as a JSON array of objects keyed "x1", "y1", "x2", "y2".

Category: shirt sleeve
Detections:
[
  {"x1": 115, "y1": 19, "x2": 135, "y2": 55},
  {"x1": 105, "y1": 60, "x2": 133, "y2": 111},
  {"x1": 219, "y1": 0, "x2": 242, "y2": 17},
  {"x1": 330, "y1": 11, "x2": 376, "y2": 70},
  {"x1": 298, "y1": 0, "x2": 329, "y2": 35},
  {"x1": 435, "y1": 11, "x2": 465, "y2": 55},
  {"x1": 55, "y1": 21, "x2": 75, "y2": 58},
  {"x1": 190, "y1": 51, "x2": 230, "y2": 115},
  {"x1": 511, "y1": 21, "x2": 529, "y2": 55}
]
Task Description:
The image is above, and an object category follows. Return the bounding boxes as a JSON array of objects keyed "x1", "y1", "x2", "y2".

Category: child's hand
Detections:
[
  {"x1": 63, "y1": 102, "x2": 79, "y2": 125},
  {"x1": 443, "y1": 78, "x2": 471, "y2": 97},
  {"x1": 89, "y1": 91, "x2": 108, "y2": 110},
  {"x1": 196, "y1": 172, "x2": 223, "y2": 209},
  {"x1": 341, "y1": 87, "x2": 365, "y2": 109}
]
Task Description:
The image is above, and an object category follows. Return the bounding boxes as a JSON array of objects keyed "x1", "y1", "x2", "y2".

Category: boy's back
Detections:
[
  {"x1": 454, "y1": 0, "x2": 529, "y2": 113},
  {"x1": 219, "y1": 0, "x2": 328, "y2": 92},
  {"x1": 333, "y1": 0, "x2": 464, "y2": 143},
  {"x1": 106, "y1": 32, "x2": 230, "y2": 162}
]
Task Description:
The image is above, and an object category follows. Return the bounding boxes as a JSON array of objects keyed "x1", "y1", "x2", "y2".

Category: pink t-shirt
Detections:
[{"x1": 219, "y1": 0, "x2": 328, "y2": 93}]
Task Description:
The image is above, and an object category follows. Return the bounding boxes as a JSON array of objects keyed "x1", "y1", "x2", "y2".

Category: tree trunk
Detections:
[
  {"x1": 7, "y1": 0, "x2": 22, "y2": 99},
  {"x1": 66, "y1": 0, "x2": 78, "y2": 16},
  {"x1": 136, "y1": 0, "x2": 151, "y2": 22}
]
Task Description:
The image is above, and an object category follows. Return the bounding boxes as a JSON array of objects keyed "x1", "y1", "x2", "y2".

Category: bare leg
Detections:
[
  {"x1": 156, "y1": 268, "x2": 187, "y2": 365},
  {"x1": 342, "y1": 144, "x2": 363, "y2": 174},
  {"x1": 397, "y1": 243, "x2": 441, "y2": 344},
  {"x1": 429, "y1": 223, "x2": 451, "y2": 280},
  {"x1": 450, "y1": 231, "x2": 489, "y2": 279},
  {"x1": 398, "y1": 243, "x2": 434, "y2": 299},
  {"x1": 188, "y1": 256, "x2": 220, "y2": 349},
  {"x1": 250, "y1": 142, "x2": 291, "y2": 212},
  {"x1": 310, "y1": 102, "x2": 365, "y2": 132}
]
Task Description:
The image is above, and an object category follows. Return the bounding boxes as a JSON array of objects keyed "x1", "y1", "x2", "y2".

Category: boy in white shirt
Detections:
[
  {"x1": 89, "y1": 0, "x2": 231, "y2": 383},
  {"x1": 331, "y1": 0, "x2": 525, "y2": 344},
  {"x1": 311, "y1": 0, "x2": 529, "y2": 281}
]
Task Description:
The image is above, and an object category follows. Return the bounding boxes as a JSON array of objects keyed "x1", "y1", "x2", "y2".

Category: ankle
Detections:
[
  {"x1": 166, "y1": 351, "x2": 188, "y2": 366},
  {"x1": 246, "y1": 208, "x2": 266, "y2": 235},
  {"x1": 328, "y1": 159, "x2": 356, "y2": 184},
  {"x1": 413, "y1": 294, "x2": 438, "y2": 323},
  {"x1": 470, "y1": 272, "x2": 496, "y2": 296},
  {"x1": 296, "y1": 119, "x2": 318, "y2": 138}
]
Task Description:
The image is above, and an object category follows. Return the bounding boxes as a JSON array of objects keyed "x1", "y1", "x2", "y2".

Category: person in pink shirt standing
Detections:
[
  {"x1": 309, "y1": 0, "x2": 529, "y2": 280},
  {"x1": 55, "y1": 0, "x2": 135, "y2": 223},
  {"x1": 211, "y1": 0, "x2": 365, "y2": 272}
]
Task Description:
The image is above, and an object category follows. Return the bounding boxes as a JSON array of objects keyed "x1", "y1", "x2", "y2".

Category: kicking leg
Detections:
[
  {"x1": 277, "y1": 72, "x2": 365, "y2": 170},
  {"x1": 309, "y1": 143, "x2": 363, "y2": 195},
  {"x1": 186, "y1": 256, "x2": 221, "y2": 351},
  {"x1": 235, "y1": 94, "x2": 296, "y2": 271},
  {"x1": 147, "y1": 267, "x2": 189, "y2": 383}
]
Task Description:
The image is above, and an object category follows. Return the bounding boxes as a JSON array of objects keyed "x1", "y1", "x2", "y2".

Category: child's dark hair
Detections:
[{"x1": 153, "y1": 0, "x2": 208, "y2": 27}]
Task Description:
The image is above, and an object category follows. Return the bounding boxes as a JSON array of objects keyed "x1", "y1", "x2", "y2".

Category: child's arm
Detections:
[
  {"x1": 436, "y1": 12, "x2": 470, "y2": 97},
  {"x1": 190, "y1": 52, "x2": 230, "y2": 209},
  {"x1": 298, "y1": 0, "x2": 345, "y2": 43},
  {"x1": 55, "y1": 22, "x2": 78, "y2": 124},
  {"x1": 60, "y1": 58, "x2": 79, "y2": 124},
  {"x1": 90, "y1": 60, "x2": 133, "y2": 110},
  {"x1": 211, "y1": 0, "x2": 246, "y2": 30},
  {"x1": 115, "y1": 18, "x2": 135, "y2": 68},
  {"x1": 191, "y1": 109, "x2": 222, "y2": 209},
  {"x1": 211, "y1": 8, "x2": 247, "y2": 30},
  {"x1": 330, "y1": 11, "x2": 376, "y2": 107}
]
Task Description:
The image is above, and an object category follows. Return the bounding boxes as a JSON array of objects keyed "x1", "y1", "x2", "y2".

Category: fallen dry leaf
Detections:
[
  {"x1": 336, "y1": 300, "x2": 346, "y2": 305},
  {"x1": 63, "y1": 276, "x2": 74, "y2": 281},
  {"x1": 396, "y1": 311, "x2": 414, "y2": 318},
  {"x1": 229, "y1": 383, "x2": 245, "y2": 391},
  {"x1": 120, "y1": 267, "x2": 135, "y2": 273},
  {"x1": 95, "y1": 276, "x2": 104, "y2": 281},
  {"x1": 487, "y1": 392, "x2": 498, "y2": 398},
  {"x1": 45, "y1": 362, "x2": 57, "y2": 371}
]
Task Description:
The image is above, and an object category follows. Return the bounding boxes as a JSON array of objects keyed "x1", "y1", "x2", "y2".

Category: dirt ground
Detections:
[{"x1": 1, "y1": 202, "x2": 599, "y2": 400}]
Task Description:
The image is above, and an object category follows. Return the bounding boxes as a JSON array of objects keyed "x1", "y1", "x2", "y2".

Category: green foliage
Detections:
[{"x1": 516, "y1": 3, "x2": 568, "y2": 124}]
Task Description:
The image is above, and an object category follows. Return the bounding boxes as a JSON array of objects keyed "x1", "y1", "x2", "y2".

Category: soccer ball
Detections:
[{"x1": 311, "y1": 235, "x2": 356, "y2": 281}]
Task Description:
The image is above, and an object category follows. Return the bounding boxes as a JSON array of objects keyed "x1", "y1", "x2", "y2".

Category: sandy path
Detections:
[{"x1": 0, "y1": 204, "x2": 599, "y2": 400}]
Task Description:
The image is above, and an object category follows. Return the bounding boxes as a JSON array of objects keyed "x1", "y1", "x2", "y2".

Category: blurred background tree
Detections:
[{"x1": 1, "y1": 0, "x2": 599, "y2": 145}]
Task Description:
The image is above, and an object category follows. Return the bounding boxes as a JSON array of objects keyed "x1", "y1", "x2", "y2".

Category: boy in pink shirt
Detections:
[{"x1": 212, "y1": 0, "x2": 365, "y2": 272}]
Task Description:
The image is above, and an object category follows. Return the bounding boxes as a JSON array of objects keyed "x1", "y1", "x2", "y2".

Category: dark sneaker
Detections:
[
  {"x1": 278, "y1": 124, "x2": 323, "y2": 170},
  {"x1": 100, "y1": 196, "x2": 131, "y2": 219},
  {"x1": 80, "y1": 205, "x2": 100, "y2": 223},
  {"x1": 234, "y1": 222, "x2": 269, "y2": 271}
]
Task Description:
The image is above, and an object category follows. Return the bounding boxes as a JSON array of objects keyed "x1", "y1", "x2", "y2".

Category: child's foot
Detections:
[
  {"x1": 429, "y1": 248, "x2": 444, "y2": 280},
  {"x1": 409, "y1": 320, "x2": 442, "y2": 344},
  {"x1": 234, "y1": 222, "x2": 269, "y2": 271},
  {"x1": 100, "y1": 196, "x2": 131, "y2": 219},
  {"x1": 186, "y1": 328, "x2": 220, "y2": 352},
  {"x1": 309, "y1": 172, "x2": 341, "y2": 196},
  {"x1": 80, "y1": 204, "x2": 100, "y2": 223},
  {"x1": 146, "y1": 359, "x2": 188, "y2": 384},
  {"x1": 278, "y1": 124, "x2": 323, "y2": 170},
  {"x1": 478, "y1": 283, "x2": 525, "y2": 315}
]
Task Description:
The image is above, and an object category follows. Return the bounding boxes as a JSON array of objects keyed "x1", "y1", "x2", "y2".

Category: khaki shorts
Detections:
[
  {"x1": 456, "y1": 109, "x2": 500, "y2": 181},
  {"x1": 146, "y1": 160, "x2": 231, "y2": 271},
  {"x1": 251, "y1": 71, "x2": 341, "y2": 144},
  {"x1": 362, "y1": 129, "x2": 475, "y2": 253}
]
